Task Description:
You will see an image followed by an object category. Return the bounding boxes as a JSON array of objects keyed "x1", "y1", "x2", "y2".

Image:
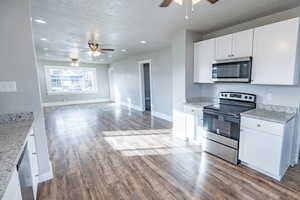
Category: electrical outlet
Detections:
[{"x1": 0, "y1": 81, "x2": 17, "y2": 92}]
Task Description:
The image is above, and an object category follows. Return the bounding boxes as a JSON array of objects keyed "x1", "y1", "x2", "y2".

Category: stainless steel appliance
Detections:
[
  {"x1": 212, "y1": 57, "x2": 252, "y2": 82},
  {"x1": 17, "y1": 142, "x2": 34, "y2": 200},
  {"x1": 203, "y1": 92, "x2": 256, "y2": 164}
]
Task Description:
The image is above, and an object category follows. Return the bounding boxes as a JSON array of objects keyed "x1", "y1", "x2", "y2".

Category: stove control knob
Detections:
[{"x1": 245, "y1": 96, "x2": 248, "y2": 99}]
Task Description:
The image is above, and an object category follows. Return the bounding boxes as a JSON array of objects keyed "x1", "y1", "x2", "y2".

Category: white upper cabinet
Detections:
[
  {"x1": 215, "y1": 29, "x2": 253, "y2": 60},
  {"x1": 232, "y1": 29, "x2": 254, "y2": 58},
  {"x1": 215, "y1": 34, "x2": 233, "y2": 60},
  {"x1": 194, "y1": 39, "x2": 215, "y2": 83},
  {"x1": 252, "y1": 17, "x2": 300, "y2": 85}
]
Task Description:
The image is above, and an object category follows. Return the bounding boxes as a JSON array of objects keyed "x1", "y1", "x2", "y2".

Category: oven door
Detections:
[
  {"x1": 212, "y1": 58, "x2": 252, "y2": 82},
  {"x1": 203, "y1": 110, "x2": 240, "y2": 141}
]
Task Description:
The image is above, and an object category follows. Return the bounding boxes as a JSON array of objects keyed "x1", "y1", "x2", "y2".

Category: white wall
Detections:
[
  {"x1": 172, "y1": 30, "x2": 202, "y2": 139},
  {"x1": 109, "y1": 47, "x2": 173, "y2": 120},
  {"x1": 0, "y1": 0, "x2": 51, "y2": 176},
  {"x1": 37, "y1": 60, "x2": 110, "y2": 104}
]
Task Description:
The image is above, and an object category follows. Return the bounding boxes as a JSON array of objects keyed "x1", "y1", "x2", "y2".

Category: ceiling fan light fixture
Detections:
[
  {"x1": 88, "y1": 50, "x2": 101, "y2": 57},
  {"x1": 174, "y1": 0, "x2": 202, "y2": 6},
  {"x1": 174, "y1": 0, "x2": 183, "y2": 5},
  {"x1": 192, "y1": 0, "x2": 202, "y2": 5},
  {"x1": 71, "y1": 58, "x2": 79, "y2": 67}
]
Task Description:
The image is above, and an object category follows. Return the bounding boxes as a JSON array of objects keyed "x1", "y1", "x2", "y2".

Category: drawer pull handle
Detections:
[
  {"x1": 35, "y1": 174, "x2": 39, "y2": 177},
  {"x1": 257, "y1": 124, "x2": 261, "y2": 127},
  {"x1": 32, "y1": 152, "x2": 37, "y2": 155}
]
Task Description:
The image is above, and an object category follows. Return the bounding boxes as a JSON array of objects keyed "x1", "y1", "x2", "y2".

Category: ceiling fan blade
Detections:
[
  {"x1": 207, "y1": 0, "x2": 218, "y2": 4},
  {"x1": 101, "y1": 48, "x2": 115, "y2": 51},
  {"x1": 160, "y1": 0, "x2": 173, "y2": 7}
]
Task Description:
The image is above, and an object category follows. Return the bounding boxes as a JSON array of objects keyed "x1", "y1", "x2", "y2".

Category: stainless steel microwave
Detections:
[{"x1": 212, "y1": 57, "x2": 252, "y2": 83}]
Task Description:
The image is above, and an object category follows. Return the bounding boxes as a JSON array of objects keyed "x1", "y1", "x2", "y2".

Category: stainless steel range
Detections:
[{"x1": 202, "y1": 92, "x2": 256, "y2": 164}]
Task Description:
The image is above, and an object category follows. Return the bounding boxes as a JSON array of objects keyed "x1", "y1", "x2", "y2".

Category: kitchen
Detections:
[
  {"x1": 1, "y1": 0, "x2": 300, "y2": 199},
  {"x1": 184, "y1": 17, "x2": 300, "y2": 181}
]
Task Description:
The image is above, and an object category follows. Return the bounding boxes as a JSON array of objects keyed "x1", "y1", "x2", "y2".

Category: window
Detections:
[{"x1": 45, "y1": 66, "x2": 97, "y2": 94}]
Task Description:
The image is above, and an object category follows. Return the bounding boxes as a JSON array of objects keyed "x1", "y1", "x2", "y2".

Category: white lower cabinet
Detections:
[
  {"x1": 2, "y1": 168, "x2": 22, "y2": 200},
  {"x1": 2, "y1": 127, "x2": 39, "y2": 200},
  {"x1": 27, "y1": 129, "x2": 39, "y2": 199},
  {"x1": 239, "y1": 117, "x2": 295, "y2": 181},
  {"x1": 184, "y1": 105, "x2": 205, "y2": 144}
]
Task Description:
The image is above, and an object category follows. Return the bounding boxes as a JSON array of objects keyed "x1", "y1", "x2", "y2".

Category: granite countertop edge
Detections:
[{"x1": 241, "y1": 109, "x2": 297, "y2": 124}]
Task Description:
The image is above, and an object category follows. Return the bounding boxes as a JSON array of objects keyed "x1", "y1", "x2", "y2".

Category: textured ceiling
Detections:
[{"x1": 31, "y1": 0, "x2": 300, "y2": 64}]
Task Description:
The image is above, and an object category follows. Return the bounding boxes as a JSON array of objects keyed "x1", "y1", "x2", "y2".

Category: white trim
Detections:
[
  {"x1": 42, "y1": 98, "x2": 111, "y2": 107},
  {"x1": 119, "y1": 102, "x2": 172, "y2": 122},
  {"x1": 38, "y1": 161, "x2": 54, "y2": 183},
  {"x1": 138, "y1": 59, "x2": 153, "y2": 112},
  {"x1": 44, "y1": 65, "x2": 98, "y2": 95},
  {"x1": 118, "y1": 101, "x2": 143, "y2": 111},
  {"x1": 152, "y1": 111, "x2": 172, "y2": 122},
  {"x1": 241, "y1": 161, "x2": 282, "y2": 181}
]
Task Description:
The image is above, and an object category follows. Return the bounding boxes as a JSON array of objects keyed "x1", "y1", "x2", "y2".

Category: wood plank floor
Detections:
[{"x1": 38, "y1": 103, "x2": 300, "y2": 200}]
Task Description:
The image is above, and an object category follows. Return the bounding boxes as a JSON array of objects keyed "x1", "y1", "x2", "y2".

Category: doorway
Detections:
[{"x1": 139, "y1": 60, "x2": 152, "y2": 112}]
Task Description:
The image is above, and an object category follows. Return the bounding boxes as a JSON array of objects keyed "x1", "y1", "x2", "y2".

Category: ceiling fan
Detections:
[
  {"x1": 160, "y1": 0, "x2": 219, "y2": 19},
  {"x1": 160, "y1": 0, "x2": 218, "y2": 7},
  {"x1": 88, "y1": 40, "x2": 114, "y2": 57}
]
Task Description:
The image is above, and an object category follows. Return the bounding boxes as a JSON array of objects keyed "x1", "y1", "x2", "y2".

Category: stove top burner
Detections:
[
  {"x1": 204, "y1": 92, "x2": 257, "y2": 118},
  {"x1": 204, "y1": 103, "x2": 254, "y2": 117}
]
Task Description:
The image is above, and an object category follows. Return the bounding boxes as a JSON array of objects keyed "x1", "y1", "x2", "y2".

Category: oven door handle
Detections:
[
  {"x1": 203, "y1": 109, "x2": 219, "y2": 116},
  {"x1": 204, "y1": 110, "x2": 240, "y2": 123}
]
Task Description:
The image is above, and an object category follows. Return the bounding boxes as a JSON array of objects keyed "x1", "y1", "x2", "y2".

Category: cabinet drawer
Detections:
[
  {"x1": 241, "y1": 117, "x2": 284, "y2": 136},
  {"x1": 197, "y1": 111, "x2": 203, "y2": 120},
  {"x1": 184, "y1": 105, "x2": 204, "y2": 117},
  {"x1": 184, "y1": 106, "x2": 196, "y2": 114}
]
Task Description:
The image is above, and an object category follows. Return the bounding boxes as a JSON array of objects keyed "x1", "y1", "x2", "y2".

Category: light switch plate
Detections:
[{"x1": 0, "y1": 81, "x2": 17, "y2": 92}]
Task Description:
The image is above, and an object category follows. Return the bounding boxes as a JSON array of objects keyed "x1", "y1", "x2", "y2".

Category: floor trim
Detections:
[
  {"x1": 152, "y1": 111, "x2": 172, "y2": 122},
  {"x1": 118, "y1": 101, "x2": 143, "y2": 111},
  {"x1": 42, "y1": 99, "x2": 111, "y2": 107},
  {"x1": 118, "y1": 102, "x2": 172, "y2": 122}
]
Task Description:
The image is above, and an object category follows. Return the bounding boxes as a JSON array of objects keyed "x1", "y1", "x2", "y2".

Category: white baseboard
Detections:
[
  {"x1": 42, "y1": 98, "x2": 111, "y2": 107},
  {"x1": 118, "y1": 102, "x2": 172, "y2": 122},
  {"x1": 39, "y1": 161, "x2": 54, "y2": 183},
  {"x1": 152, "y1": 111, "x2": 172, "y2": 122},
  {"x1": 118, "y1": 101, "x2": 143, "y2": 111}
]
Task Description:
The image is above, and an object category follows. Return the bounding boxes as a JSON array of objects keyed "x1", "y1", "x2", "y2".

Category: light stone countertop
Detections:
[
  {"x1": 0, "y1": 120, "x2": 33, "y2": 199},
  {"x1": 241, "y1": 109, "x2": 296, "y2": 124},
  {"x1": 184, "y1": 102, "x2": 215, "y2": 110},
  {"x1": 184, "y1": 97, "x2": 216, "y2": 111}
]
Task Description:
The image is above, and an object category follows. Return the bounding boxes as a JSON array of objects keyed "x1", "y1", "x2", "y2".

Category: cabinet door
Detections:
[
  {"x1": 232, "y1": 29, "x2": 253, "y2": 58},
  {"x1": 194, "y1": 39, "x2": 215, "y2": 83},
  {"x1": 252, "y1": 18, "x2": 299, "y2": 85},
  {"x1": 2, "y1": 168, "x2": 22, "y2": 200},
  {"x1": 27, "y1": 132, "x2": 39, "y2": 199},
  {"x1": 185, "y1": 110, "x2": 196, "y2": 142},
  {"x1": 239, "y1": 128, "x2": 281, "y2": 176},
  {"x1": 215, "y1": 34, "x2": 233, "y2": 60},
  {"x1": 194, "y1": 42, "x2": 201, "y2": 82}
]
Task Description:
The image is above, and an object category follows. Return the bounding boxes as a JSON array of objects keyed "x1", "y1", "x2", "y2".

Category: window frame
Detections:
[{"x1": 45, "y1": 65, "x2": 98, "y2": 95}]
